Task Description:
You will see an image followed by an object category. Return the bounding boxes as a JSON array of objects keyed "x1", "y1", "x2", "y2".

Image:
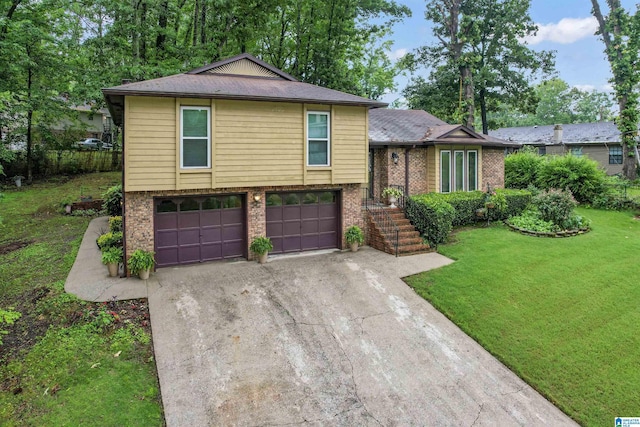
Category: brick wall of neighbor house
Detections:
[
  {"x1": 407, "y1": 149, "x2": 428, "y2": 196},
  {"x1": 481, "y1": 148, "x2": 505, "y2": 190},
  {"x1": 124, "y1": 183, "x2": 364, "y2": 265}
]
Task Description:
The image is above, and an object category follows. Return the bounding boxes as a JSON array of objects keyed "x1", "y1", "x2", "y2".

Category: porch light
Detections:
[
  {"x1": 391, "y1": 152, "x2": 399, "y2": 165},
  {"x1": 253, "y1": 194, "x2": 262, "y2": 203}
]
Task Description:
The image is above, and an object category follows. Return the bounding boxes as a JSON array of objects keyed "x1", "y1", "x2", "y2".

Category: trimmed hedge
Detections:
[
  {"x1": 406, "y1": 189, "x2": 532, "y2": 246},
  {"x1": 97, "y1": 231, "x2": 123, "y2": 251},
  {"x1": 406, "y1": 194, "x2": 455, "y2": 247}
]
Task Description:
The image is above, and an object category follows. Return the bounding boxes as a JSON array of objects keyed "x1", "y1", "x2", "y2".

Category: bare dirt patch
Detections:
[{"x1": 0, "y1": 240, "x2": 34, "y2": 256}]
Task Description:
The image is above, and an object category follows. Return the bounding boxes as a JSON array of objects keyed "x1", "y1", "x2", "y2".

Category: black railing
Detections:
[{"x1": 362, "y1": 187, "x2": 400, "y2": 257}]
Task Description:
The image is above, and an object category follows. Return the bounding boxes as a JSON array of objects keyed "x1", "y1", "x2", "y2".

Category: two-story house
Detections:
[{"x1": 103, "y1": 54, "x2": 385, "y2": 268}]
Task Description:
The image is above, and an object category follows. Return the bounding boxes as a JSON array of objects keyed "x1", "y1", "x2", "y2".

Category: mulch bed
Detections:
[{"x1": 505, "y1": 222, "x2": 591, "y2": 237}]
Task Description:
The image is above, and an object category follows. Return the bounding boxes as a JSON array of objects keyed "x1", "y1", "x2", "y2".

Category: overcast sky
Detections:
[{"x1": 381, "y1": 0, "x2": 637, "y2": 105}]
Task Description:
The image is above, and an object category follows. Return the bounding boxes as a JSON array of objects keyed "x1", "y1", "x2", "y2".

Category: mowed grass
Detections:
[
  {"x1": 0, "y1": 173, "x2": 163, "y2": 426},
  {"x1": 405, "y1": 208, "x2": 640, "y2": 426}
]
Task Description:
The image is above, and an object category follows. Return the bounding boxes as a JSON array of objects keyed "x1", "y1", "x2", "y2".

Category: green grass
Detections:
[
  {"x1": 0, "y1": 173, "x2": 163, "y2": 426},
  {"x1": 405, "y1": 208, "x2": 640, "y2": 426}
]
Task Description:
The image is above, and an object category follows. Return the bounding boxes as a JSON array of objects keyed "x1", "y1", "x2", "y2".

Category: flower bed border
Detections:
[{"x1": 505, "y1": 221, "x2": 590, "y2": 238}]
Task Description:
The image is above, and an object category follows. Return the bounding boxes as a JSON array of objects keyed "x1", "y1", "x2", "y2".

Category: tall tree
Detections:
[
  {"x1": 591, "y1": 0, "x2": 640, "y2": 179},
  {"x1": 406, "y1": 0, "x2": 553, "y2": 132}
]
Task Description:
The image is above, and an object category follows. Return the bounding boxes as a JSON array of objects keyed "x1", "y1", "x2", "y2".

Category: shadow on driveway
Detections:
[{"x1": 149, "y1": 248, "x2": 576, "y2": 426}]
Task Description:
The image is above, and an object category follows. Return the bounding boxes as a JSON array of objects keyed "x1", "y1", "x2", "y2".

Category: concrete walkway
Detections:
[
  {"x1": 65, "y1": 217, "x2": 149, "y2": 301},
  {"x1": 66, "y1": 217, "x2": 577, "y2": 426}
]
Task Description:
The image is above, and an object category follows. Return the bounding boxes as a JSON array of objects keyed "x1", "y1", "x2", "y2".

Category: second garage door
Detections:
[{"x1": 266, "y1": 191, "x2": 339, "y2": 254}]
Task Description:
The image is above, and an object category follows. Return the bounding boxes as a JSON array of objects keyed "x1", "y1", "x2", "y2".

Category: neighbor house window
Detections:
[
  {"x1": 609, "y1": 146, "x2": 623, "y2": 164},
  {"x1": 181, "y1": 106, "x2": 210, "y2": 168},
  {"x1": 307, "y1": 111, "x2": 330, "y2": 166},
  {"x1": 538, "y1": 146, "x2": 546, "y2": 155},
  {"x1": 570, "y1": 146, "x2": 582, "y2": 157},
  {"x1": 440, "y1": 149, "x2": 478, "y2": 193}
]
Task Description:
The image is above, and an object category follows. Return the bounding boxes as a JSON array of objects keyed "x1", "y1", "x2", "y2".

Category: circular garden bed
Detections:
[{"x1": 505, "y1": 221, "x2": 590, "y2": 237}]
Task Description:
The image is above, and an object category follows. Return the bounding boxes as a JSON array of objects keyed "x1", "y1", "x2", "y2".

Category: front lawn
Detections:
[
  {"x1": 0, "y1": 173, "x2": 163, "y2": 426},
  {"x1": 405, "y1": 208, "x2": 640, "y2": 426}
]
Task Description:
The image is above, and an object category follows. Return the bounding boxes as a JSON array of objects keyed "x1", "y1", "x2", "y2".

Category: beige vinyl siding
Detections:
[
  {"x1": 124, "y1": 97, "x2": 369, "y2": 191},
  {"x1": 331, "y1": 106, "x2": 368, "y2": 184},
  {"x1": 125, "y1": 97, "x2": 176, "y2": 191}
]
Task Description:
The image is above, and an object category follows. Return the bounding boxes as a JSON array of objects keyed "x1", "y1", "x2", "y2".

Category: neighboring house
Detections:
[
  {"x1": 103, "y1": 53, "x2": 385, "y2": 268},
  {"x1": 369, "y1": 109, "x2": 516, "y2": 198},
  {"x1": 490, "y1": 122, "x2": 625, "y2": 175},
  {"x1": 52, "y1": 105, "x2": 118, "y2": 144}
]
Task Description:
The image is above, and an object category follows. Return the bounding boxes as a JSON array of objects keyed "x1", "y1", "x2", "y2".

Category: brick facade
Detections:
[
  {"x1": 123, "y1": 183, "x2": 364, "y2": 266},
  {"x1": 481, "y1": 148, "x2": 505, "y2": 191},
  {"x1": 371, "y1": 146, "x2": 505, "y2": 197}
]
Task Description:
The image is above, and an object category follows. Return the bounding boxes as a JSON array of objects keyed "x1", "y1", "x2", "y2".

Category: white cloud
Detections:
[
  {"x1": 387, "y1": 48, "x2": 407, "y2": 61},
  {"x1": 573, "y1": 84, "x2": 596, "y2": 92},
  {"x1": 521, "y1": 17, "x2": 598, "y2": 45}
]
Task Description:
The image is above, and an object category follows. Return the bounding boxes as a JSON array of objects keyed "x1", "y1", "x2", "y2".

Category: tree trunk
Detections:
[
  {"x1": 156, "y1": 0, "x2": 168, "y2": 52},
  {"x1": 461, "y1": 65, "x2": 475, "y2": 129},
  {"x1": 26, "y1": 65, "x2": 33, "y2": 182},
  {"x1": 480, "y1": 87, "x2": 488, "y2": 134}
]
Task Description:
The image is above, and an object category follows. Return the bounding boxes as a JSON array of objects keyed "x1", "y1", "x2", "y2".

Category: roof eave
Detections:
[{"x1": 101, "y1": 89, "x2": 387, "y2": 108}]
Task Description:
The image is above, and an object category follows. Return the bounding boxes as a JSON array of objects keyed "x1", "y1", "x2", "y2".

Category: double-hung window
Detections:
[
  {"x1": 181, "y1": 106, "x2": 210, "y2": 168},
  {"x1": 440, "y1": 149, "x2": 478, "y2": 193},
  {"x1": 307, "y1": 111, "x2": 330, "y2": 166}
]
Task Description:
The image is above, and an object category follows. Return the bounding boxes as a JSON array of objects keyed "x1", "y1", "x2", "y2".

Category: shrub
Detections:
[
  {"x1": 406, "y1": 194, "x2": 455, "y2": 247},
  {"x1": 438, "y1": 191, "x2": 485, "y2": 226},
  {"x1": 97, "y1": 231, "x2": 123, "y2": 251},
  {"x1": 102, "y1": 184, "x2": 122, "y2": 216},
  {"x1": 109, "y1": 216, "x2": 123, "y2": 233},
  {"x1": 496, "y1": 188, "x2": 532, "y2": 219},
  {"x1": 533, "y1": 189, "x2": 577, "y2": 229},
  {"x1": 508, "y1": 209, "x2": 556, "y2": 233},
  {"x1": 505, "y1": 147, "x2": 546, "y2": 189},
  {"x1": 536, "y1": 155, "x2": 606, "y2": 203}
]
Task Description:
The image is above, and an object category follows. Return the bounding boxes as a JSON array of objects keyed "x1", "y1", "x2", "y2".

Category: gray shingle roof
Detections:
[
  {"x1": 369, "y1": 109, "x2": 515, "y2": 147},
  {"x1": 489, "y1": 122, "x2": 627, "y2": 145}
]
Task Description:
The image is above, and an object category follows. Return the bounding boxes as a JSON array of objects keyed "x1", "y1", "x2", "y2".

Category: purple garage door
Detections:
[
  {"x1": 266, "y1": 191, "x2": 339, "y2": 254},
  {"x1": 154, "y1": 195, "x2": 245, "y2": 267}
]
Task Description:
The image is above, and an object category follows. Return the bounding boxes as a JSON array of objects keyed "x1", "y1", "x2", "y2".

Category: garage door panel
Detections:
[
  {"x1": 200, "y1": 211, "x2": 221, "y2": 226},
  {"x1": 270, "y1": 237, "x2": 283, "y2": 254},
  {"x1": 301, "y1": 205, "x2": 319, "y2": 216},
  {"x1": 154, "y1": 195, "x2": 246, "y2": 267},
  {"x1": 179, "y1": 212, "x2": 200, "y2": 228},
  {"x1": 318, "y1": 233, "x2": 337, "y2": 248},
  {"x1": 156, "y1": 230, "x2": 178, "y2": 247},
  {"x1": 178, "y1": 246, "x2": 200, "y2": 264},
  {"x1": 200, "y1": 243, "x2": 222, "y2": 261},
  {"x1": 156, "y1": 214, "x2": 178, "y2": 229},
  {"x1": 200, "y1": 227, "x2": 221, "y2": 243},
  {"x1": 283, "y1": 207, "x2": 301, "y2": 220},
  {"x1": 301, "y1": 235, "x2": 319, "y2": 250},
  {"x1": 283, "y1": 221, "x2": 300, "y2": 235},
  {"x1": 283, "y1": 236, "x2": 301, "y2": 252},
  {"x1": 266, "y1": 222, "x2": 283, "y2": 236},
  {"x1": 319, "y1": 204, "x2": 337, "y2": 217},
  {"x1": 178, "y1": 229, "x2": 200, "y2": 245},
  {"x1": 301, "y1": 220, "x2": 319, "y2": 234},
  {"x1": 156, "y1": 248, "x2": 179, "y2": 267},
  {"x1": 266, "y1": 207, "x2": 282, "y2": 221},
  {"x1": 319, "y1": 218, "x2": 338, "y2": 232}
]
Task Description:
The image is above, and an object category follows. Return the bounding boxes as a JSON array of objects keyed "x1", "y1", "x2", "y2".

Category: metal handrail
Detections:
[{"x1": 362, "y1": 188, "x2": 400, "y2": 257}]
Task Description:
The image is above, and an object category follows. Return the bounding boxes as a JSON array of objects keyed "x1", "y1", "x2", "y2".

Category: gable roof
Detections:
[
  {"x1": 103, "y1": 54, "x2": 386, "y2": 126},
  {"x1": 489, "y1": 122, "x2": 627, "y2": 145},
  {"x1": 369, "y1": 109, "x2": 515, "y2": 148}
]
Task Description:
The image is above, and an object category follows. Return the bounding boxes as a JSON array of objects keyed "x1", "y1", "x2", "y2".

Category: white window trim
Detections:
[
  {"x1": 307, "y1": 111, "x2": 331, "y2": 167},
  {"x1": 180, "y1": 106, "x2": 211, "y2": 169},
  {"x1": 467, "y1": 150, "x2": 478, "y2": 191},
  {"x1": 440, "y1": 150, "x2": 451, "y2": 193}
]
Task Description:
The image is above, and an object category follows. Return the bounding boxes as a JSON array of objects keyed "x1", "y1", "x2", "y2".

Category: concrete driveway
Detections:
[{"x1": 149, "y1": 248, "x2": 576, "y2": 426}]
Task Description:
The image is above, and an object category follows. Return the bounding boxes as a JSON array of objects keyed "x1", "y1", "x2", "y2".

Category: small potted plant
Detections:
[
  {"x1": 381, "y1": 187, "x2": 403, "y2": 208},
  {"x1": 127, "y1": 249, "x2": 155, "y2": 280},
  {"x1": 61, "y1": 198, "x2": 73, "y2": 214},
  {"x1": 101, "y1": 246, "x2": 123, "y2": 277},
  {"x1": 250, "y1": 236, "x2": 273, "y2": 264},
  {"x1": 345, "y1": 225, "x2": 364, "y2": 252}
]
